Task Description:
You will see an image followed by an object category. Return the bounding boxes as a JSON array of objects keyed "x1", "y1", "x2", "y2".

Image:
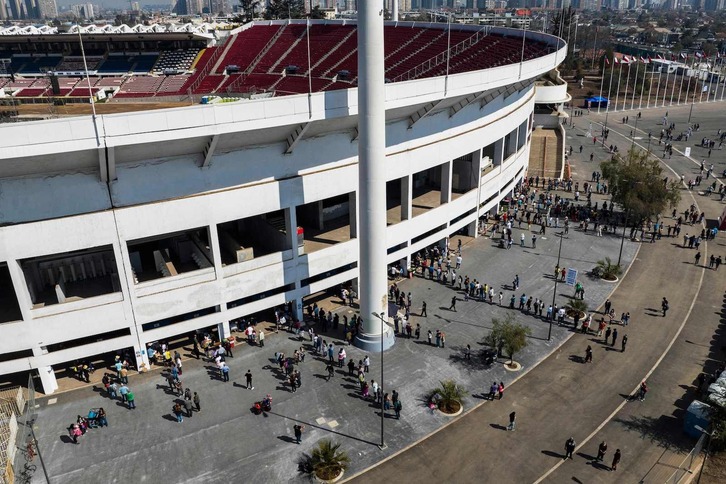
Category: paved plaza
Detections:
[
  {"x1": 25, "y1": 150, "x2": 638, "y2": 482},
  {"x1": 21, "y1": 101, "x2": 726, "y2": 484}
]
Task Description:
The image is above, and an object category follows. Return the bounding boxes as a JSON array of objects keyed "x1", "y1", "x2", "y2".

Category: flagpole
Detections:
[
  {"x1": 669, "y1": 65, "x2": 677, "y2": 106},
  {"x1": 663, "y1": 62, "x2": 671, "y2": 107},
  {"x1": 597, "y1": 58, "x2": 606, "y2": 114},
  {"x1": 631, "y1": 59, "x2": 639, "y2": 110},
  {"x1": 677, "y1": 59, "x2": 686, "y2": 105},
  {"x1": 615, "y1": 61, "x2": 623, "y2": 113},
  {"x1": 622, "y1": 60, "x2": 631, "y2": 111},
  {"x1": 647, "y1": 61, "x2": 653, "y2": 109},
  {"x1": 639, "y1": 59, "x2": 646, "y2": 110},
  {"x1": 685, "y1": 60, "x2": 693, "y2": 109},
  {"x1": 604, "y1": 56, "x2": 614, "y2": 144},
  {"x1": 654, "y1": 60, "x2": 662, "y2": 108}
]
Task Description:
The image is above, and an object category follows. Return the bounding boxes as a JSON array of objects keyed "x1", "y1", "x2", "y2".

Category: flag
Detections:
[
  {"x1": 695, "y1": 52, "x2": 703, "y2": 58},
  {"x1": 703, "y1": 84, "x2": 709, "y2": 92},
  {"x1": 614, "y1": 57, "x2": 619, "y2": 64},
  {"x1": 605, "y1": 57, "x2": 610, "y2": 65},
  {"x1": 657, "y1": 54, "x2": 664, "y2": 60},
  {"x1": 640, "y1": 56, "x2": 646, "y2": 63},
  {"x1": 681, "y1": 53, "x2": 687, "y2": 59}
]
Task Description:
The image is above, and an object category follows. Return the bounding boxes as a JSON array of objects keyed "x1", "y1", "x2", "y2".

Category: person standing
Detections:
[
  {"x1": 507, "y1": 411, "x2": 516, "y2": 431},
  {"x1": 184, "y1": 398, "x2": 193, "y2": 418},
  {"x1": 564, "y1": 437, "x2": 576, "y2": 459},
  {"x1": 427, "y1": 330, "x2": 433, "y2": 345},
  {"x1": 221, "y1": 363, "x2": 230, "y2": 382},
  {"x1": 326, "y1": 362, "x2": 335, "y2": 381},
  {"x1": 415, "y1": 324, "x2": 421, "y2": 339},
  {"x1": 394, "y1": 399, "x2": 402, "y2": 419},
  {"x1": 193, "y1": 392, "x2": 201, "y2": 412},
  {"x1": 498, "y1": 381, "x2": 505, "y2": 400},
  {"x1": 258, "y1": 330, "x2": 265, "y2": 347},
  {"x1": 421, "y1": 301, "x2": 427, "y2": 317},
  {"x1": 611, "y1": 449, "x2": 621, "y2": 471},
  {"x1": 173, "y1": 402, "x2": 184, "y2": 423},
  {"x1": 695, "y1": 251, "x2": 702, "y2": 265},
  {"x1": 126, "y1": 390, "x2": 135, "y2": 409},
  {"x1": 621, "y1": 335, "x2": 628, "y2": 352},
  {"x1": 294, "y1": 424, "x2": 304, "y2": 444},
  {"x1": 638, "y1": 381, "x2": 648, "y2": 401},
  {"x1": 245, "y1": 370, "x2": 254, "y2": 390},
  {"x1": 347, "y1": 359, "x2": 355, "y2": 376},
  {"x1": 465, "y1": 344, "x2": 471, "y2": 360},
  {"x1": 605, "y1": 326, "x2": 612, "y2": 344},
  {"x1": 363, "y1": 355, "x2": 370, "y2": 373},
  {"x1": 596, "y1": 441, "x2": 608, "y2": 461},
  {"x1": 611, "y1": 328, "x2": 618, "y2": 347}
]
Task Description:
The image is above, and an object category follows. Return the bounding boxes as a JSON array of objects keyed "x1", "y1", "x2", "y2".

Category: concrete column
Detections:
[
  {"x1": 440, "y1": 161, "x2": 452, "y2": 204},
  {"x1": 218, "y1": 321, "x2": 231, "y2": 339},
  {"x1": 32, "y1": 346, "x2": 58, "y2": 394},
  {"x1": 392, "y1": 0, "x2": 399, "y2": 21},
  {"x1": 315, "y1": 200, "x2": 325, "y2": 230},
  {"x1": 134, "y1": 343, "x2": 149, "y2": 370},
  {"x1": 287, "y1": 207, "x2": 302, "y2": 256},
  {"x1": 355, "y1": 2, "x2": 394, "y2": 352},
  {"x1": 494, "y1": 138, "x2": 504, "y2": 166},
  {"x1": 6, "y1": 260, "x2": 33, "y2": 320},
  {"x1": 349, "y1": 192, "x2": 358, "y2": 238},
  {"x1": 401, "y1": 175, "x2": 412, "y2": 220},
  {"x1": 207, "y1": 224, "x2": 223, "y2": 276}
]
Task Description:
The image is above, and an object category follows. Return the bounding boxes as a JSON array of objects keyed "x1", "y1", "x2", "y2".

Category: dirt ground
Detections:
[
  {"x1": 0, "y1": 100, "x2": 191, "y2": 118},
  {"x1": 700, "y1": 452, "x2": 726, "y2": 483}
]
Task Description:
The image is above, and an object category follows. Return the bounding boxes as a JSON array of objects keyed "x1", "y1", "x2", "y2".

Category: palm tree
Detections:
[
  {"x1": 310, "y1": 439, "x2": 350, "y2": 481},
  {"x1": 596, "y1": 257, "x2": 622, "y2": 280},
  {"x1": 566, "y1": 299, "x2": 588, "y2": 319},
  {"x1": 429, "y1": 380, "x2": 468, "y2": 414}
]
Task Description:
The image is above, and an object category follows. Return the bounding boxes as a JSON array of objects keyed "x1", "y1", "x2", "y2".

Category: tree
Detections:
[
  {"x1": 601, "y1": 149, "x2": 681, "y2": 227},
  {"x1": 428, "y1": 380, "x2": 468, "y2": 413},
  {"x1": 483, "y1": 314, "x2": 531, "y2": 365},
  {"x1": 310, "y1": 440, "x2": 349, "y2": 480},
  {"x1": 239, "y1": 0, "x2": 261, "y2": 23},
  {"x1": 596, "y1": 257, "x2": 622, "y2": 280},
  {"x1": 264, "y1": 0, "x2": 305, "y2": 20}
]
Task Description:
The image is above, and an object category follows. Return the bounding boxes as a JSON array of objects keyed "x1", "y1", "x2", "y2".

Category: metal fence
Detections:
[
  {"x1": 0, "y1": 398, "x2": 19, "y2": 484},
  {"x1": 663, "y1": 433, "x2": 706, "y2": 484}
]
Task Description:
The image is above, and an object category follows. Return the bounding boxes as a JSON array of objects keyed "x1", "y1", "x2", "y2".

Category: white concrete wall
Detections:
[{"x1": 0, "y1": 40, "x2": 562, "y2": 387}]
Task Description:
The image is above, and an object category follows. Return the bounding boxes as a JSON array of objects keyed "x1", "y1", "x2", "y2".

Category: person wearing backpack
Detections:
[{"x1": 394, "y1": 399, "x2": 402, "y2": 419}]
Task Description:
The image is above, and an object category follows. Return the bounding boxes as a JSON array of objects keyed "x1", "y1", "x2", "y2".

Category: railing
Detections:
[
  {"x1": 663, "y1": 433, "x2": 706, "y2": 483},
  {"x1": 188, "y1": 44, "x2": 225, "y2": 94},
  {"x1": 393, "y1": 25, "x2": 491, "y2": 83}
]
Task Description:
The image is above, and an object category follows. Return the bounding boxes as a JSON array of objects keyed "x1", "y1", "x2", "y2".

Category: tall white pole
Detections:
[
  {"x1": 392, "y1": 0, "x2": 398, "y2": 22},
  {"x1": 669, "y1": 61, "x2": 677, "y2": 105},
  {"x1": 631, "y1": 59, "x2": 639, "y2": 110},
  {"x1": 663, "y1": 63, "x2": 670, "y2": 107},
  {"x1": 647, "y1": 63, "x2": 653, "y2": 109},
  {"x1": 606, "y1": 58, "x2": 614, "y2": 116},
  {"x1": 615, "y1": 61, "x2": 623, "y2": 113},
  {"x1": 638, "y1": 60, "x2": 646, "y2": 110},
  {"x1": 678, "y1": 61, "x2": 686, "y2": 105},
  {"x1": 356, "y1": 0, "x2": 393, "y2": 353},
  {"x1": 622, "y1": 61, "x2": 631, "y2": 111},
  {"x1": 685, "y1": 57, "x2": 693, "y2": 107},
  {"x1": 654, "y1": 62, "x2": 662, "y2": 108},
  {"x1": 518, "y1": 17, "x2": 527, "y2": 80},
  {"x1": 597, "y1": 60, "x2": 606, "y2": 114}
]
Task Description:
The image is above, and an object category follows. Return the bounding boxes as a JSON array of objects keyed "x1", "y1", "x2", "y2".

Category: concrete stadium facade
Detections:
[{"x1": 0, "y1": 25, "x2": 566, "y2": 393}]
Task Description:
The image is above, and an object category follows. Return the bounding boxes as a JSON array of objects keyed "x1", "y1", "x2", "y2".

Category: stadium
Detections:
[{"x1": 0, "y1": 18, "x2": 567, "y2": 394}]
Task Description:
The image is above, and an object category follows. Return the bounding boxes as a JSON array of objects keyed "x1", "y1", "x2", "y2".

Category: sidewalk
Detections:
[
  {"x1": 29, "y1": 173, "x2": 637, "y2": 482},
  {"x1": 351, "y1": 104, "x2": 726, "y2": 483}
]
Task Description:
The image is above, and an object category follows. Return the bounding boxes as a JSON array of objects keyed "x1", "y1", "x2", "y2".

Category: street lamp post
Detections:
[
  {"x1": 372, "y1": 312, "x2": 387, "y2": 449},
  {"x1": 549, "y1": 231, "x2": 565, "y2": 341},
  {"x1": 617, "y1": 210, "x2": 629, "y2": 267}
]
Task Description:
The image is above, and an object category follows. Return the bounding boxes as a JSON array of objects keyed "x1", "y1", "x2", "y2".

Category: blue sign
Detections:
[{"x1": 565, "y1": 268, "x2": 578, "y2": 286}]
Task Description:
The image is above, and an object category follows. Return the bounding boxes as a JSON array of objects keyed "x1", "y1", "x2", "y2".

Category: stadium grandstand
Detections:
[{"x1": 0, "y1": 19, "x2": 554, "y2": 103}]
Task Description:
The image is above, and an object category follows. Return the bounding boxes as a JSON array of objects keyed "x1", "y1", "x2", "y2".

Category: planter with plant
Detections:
[
  {"x1": 298, "y1": 439, "x2": 350, "y2": 483},
  {"x1": 596, "y1": 257, "x2": 622, "y2": 281},
  {"x1": 566, "y1": 299, "x2": 588, "y2": 320},
  {"x1": 428, "y1": 380, "x2": 468, "y2": 415}
]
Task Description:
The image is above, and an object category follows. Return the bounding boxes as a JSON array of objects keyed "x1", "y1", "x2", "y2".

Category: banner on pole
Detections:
[{"x1": 565, "y1": 268, "x2": 578, "y2": 286}]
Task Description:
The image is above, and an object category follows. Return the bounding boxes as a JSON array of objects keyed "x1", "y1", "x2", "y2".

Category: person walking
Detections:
[
  {"x1": 638, "y1": 381, "x2": 648, "y2": 401},
  {"x1": 695, "y1": 251, "x2": 702, "y2": 265},
  {"x1": 173, "y1": 402, "x2": 184, "y2": 423},
  {"x1": 507, "y1": 411, "x2": 516, "y2": 431},
  {"x1": 449, "y1": 296, "x2": 457, "y2": 311},
  {"x1": 621, "y1": 334, "x2": 628, "y2": 352},
  {"x1": 584, "y1": 345, "x2": 593, "y2": 363},
  {"x1": 126, "y1": 390, "x2": 135, "y2": 409},
  {"x1": 596, "y1": 441, "x2": 608, "y2": 461},
  {"x1": 245, "y1": 369, "x2": 254, "y2": 390},
  {"x1": 421, "y1": 301, "x2": 427, "y2": 317},
  {"x1": 394, "y1": 399, "x2": 402, "y2": 419},
  {"x1": 193, "y1": 392, "x2": 201, "y2": 412},
  {"x1": 564, "y1": 437, "x2": 576, "y2": 459},
  {"x1": 326, "y1": 362, "x2": 335, "y2": 381},
  {"x1": 611, "y1": 449, "x2": 621, "y2": 471},
  {"x1": 498, "y1": 381, "x2": 505, "y2": 400},
  {"x1": 294, "y1": 424, "x2": 304, "y2": 444},
  {"x1": 465, "y1": 344, "x2": 471, "y2": 360},
  {"x1": 662, "y1": 297, "x2": 669, "y2": 317}
]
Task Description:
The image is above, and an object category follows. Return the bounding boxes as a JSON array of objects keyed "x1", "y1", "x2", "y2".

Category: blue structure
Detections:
[{"x1": 585, "y1": 96, "x2": 608, "y2": 108}]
